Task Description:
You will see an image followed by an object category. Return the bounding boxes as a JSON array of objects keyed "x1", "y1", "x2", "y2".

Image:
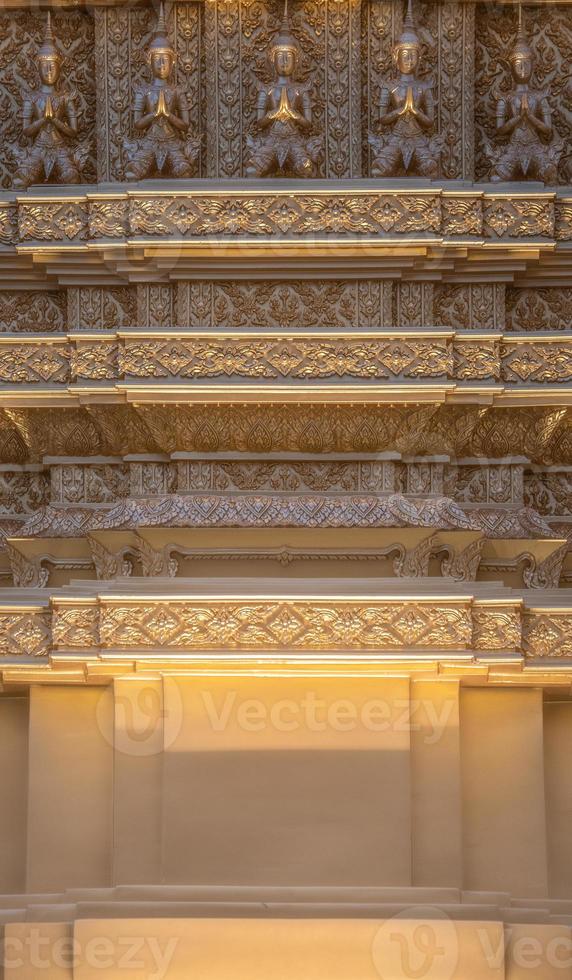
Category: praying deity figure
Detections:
[
  {"x1": 123, "y1": 4, "x2": 200, "y2": 180},
  {"x1": 485, "y1": 6, "x2": 562, "y2": 184},
  {"x1": 369, "y1": 0, "x2": 441, "y2": 179},
  {"x1": 14, "y1": 14, "x2": 84, "y2": 189},
  {"x1": 246, "y1": 1, "x2": 321, "y2": 178}
]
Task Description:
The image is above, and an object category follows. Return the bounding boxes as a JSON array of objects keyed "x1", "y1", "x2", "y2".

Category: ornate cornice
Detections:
[
  {"x1": 0, "y1": 330, "x2": 569, "y2": 405},
  {"x1": 2, "y1": 183, "x2": 572, "y2": 287},
  {"x1": 5, "y1": 184, "x2": 568, "y2": 246},
  {"x1": 0, "y1": 587, "x2": 569, "y2": 665},
  {"x1": 0, "y1": 404, "x2": 569, "y2": 464}
]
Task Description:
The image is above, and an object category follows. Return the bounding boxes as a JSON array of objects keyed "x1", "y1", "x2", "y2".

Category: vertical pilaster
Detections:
[
  {"x1": 205, "y1": 0, "x2": 242, "y2": 178},
  {"x1": 394, "y1": 282, "x2": 434, "y2": 326},
  {"x1": 439, "y1": 2, "x2": 475, "y2": 179},
  {"x1": 113, "y1": 678, "x2": 163, "y2": 885},
  {"x1": 544, "y1": 701, "x2": 572, "y2": 898},
  {"x1": 0, "y1": 697, "x2": 28, "y2": 893},
  {"x1": 411, "y1": 679, "x2": 462, "y2": 887},
  {"x1": 137, "y1": 284, "x2": 175, "y2": 327},
  {"x1": 461, "y1": 688, "x2": 548, "y2": 898},
  {"x1": 27, "y1": 686, "x2": 113, "y2": 892}
]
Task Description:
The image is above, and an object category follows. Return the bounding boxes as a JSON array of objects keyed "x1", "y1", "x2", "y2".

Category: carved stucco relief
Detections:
[
  {"x1": 176, "y1": 280, "x2": 392, "y2": 328},
  {"x1": 475, "y1": 2, "x2": 572, "y2": 183},
  {"x1": 363, "y1": 0, "x2": 474, "y2": 178},
  {"x1": 205, "y1": 0, "x2": 360, "y2": 178},
  {"x1": 0, "y1": 8, "x2": 96, "y2": 188},
  {"x1": 95, "y1": 2, "x2": 204, "y2": 181}
]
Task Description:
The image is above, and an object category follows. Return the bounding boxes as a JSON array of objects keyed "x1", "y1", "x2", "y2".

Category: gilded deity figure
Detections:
[
  {"x1": 486, "y1": 7, "x2": 562, "y2": 184},
  {"x1": 246, "y1": 1, "x2": 320, "y2": 178},
  {"x1": 14, "y1": 14, "x2": 83, "y2": 189},
  {"x1": 124, "y1": 4, "x2": 200, "y2": 180},
  {"x1": 369, "y1": 0, "x2": 441, "y2": 179}
]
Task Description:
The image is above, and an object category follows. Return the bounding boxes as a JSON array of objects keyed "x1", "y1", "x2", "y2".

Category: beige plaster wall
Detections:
[
  {"x1": 460, "y1": 687, "x2": 548, "y2": 898},
  {"x1": 0, "y1": 698, "x2": 28, "y2": 894},
  {"x1": 544, "y1": 700, "x2": 572, "y2": 898},
  {"x1": 1, "y1": 680, "x2": 571, "y2": 897},
  {"x1": 26, "y1": 686, "x2": 114, "y2": 893},
  {"x1": 161, "y1": 675, "x2": 412, "y2": 886}
]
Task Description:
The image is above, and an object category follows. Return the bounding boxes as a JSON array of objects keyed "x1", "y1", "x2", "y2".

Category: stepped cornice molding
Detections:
[
  {"x1": 0, "y1": 330, "x2": 570, "y2": 405},
  {"x1": 3, "y1": 182, "x2": 572, "y2": 285},
  {"x1": 0, "y1": 404, "x2": 569, "y2": 464},
  {"x1": 1, "y1": 583, "x2": 572, "y2": 668}
]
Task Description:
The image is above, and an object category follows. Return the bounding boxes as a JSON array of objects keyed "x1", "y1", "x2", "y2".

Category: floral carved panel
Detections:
[
  {"x1": 177, "y1": 280, "x2": 392, "y2": 328},
  {"x1": 0, "y1": 291, "x2": 66, "y2": 333},
  {"x1": 506, "y1": 287, "x2": 572, "y2": 331}
]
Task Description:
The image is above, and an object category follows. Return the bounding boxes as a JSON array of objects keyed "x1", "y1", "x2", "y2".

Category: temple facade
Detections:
[{"x1": 1, "y1": 0, "x2": 572, "y2": 978}]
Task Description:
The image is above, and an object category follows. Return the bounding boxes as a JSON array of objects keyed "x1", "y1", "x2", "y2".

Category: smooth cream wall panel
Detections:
[
  {"x1": 0, "y1": 698, "x2": 28, "y2": 894},
  {"x1": 26, "y1": 686, "x2": 113, "y2": 893},
  {"x1": 162, "y1": 675, "x2": 411, "y2": 886},
  {"x1": 411, "y1": 679, "x2": 462, "y2": 887},
  {"x1": 544, "y1": 701, "x2": 572, "y2": 898},
  {"x1": 112, "y1": 678, "x2": 163, "y2": 885},
  {"x1": 461, "y1": 687, "x2": 548, "y2": 898}
]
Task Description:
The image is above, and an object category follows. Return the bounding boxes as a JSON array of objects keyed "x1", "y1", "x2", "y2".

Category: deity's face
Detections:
[
  {"x1": 396, "y1": 44, "x2": 419, "y2": 75},
  {"x1": 274, "y1": 47, "x2": 296, "y2": 77},
  {"x1": 39, "y1": 56, "x2": 60, "y2": 86},
  {"x1": 511, "y1": 53, "x2": 532, "y2": 84},
  {"x1": 151, "y1": 49, "x2": 174, "y2": 80}
]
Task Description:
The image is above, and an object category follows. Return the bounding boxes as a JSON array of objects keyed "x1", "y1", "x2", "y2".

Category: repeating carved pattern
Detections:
[
  {"x1": 523, "y1": 612, "x2": 572, "y2": 659},
  {"x1": 2, "y1": 335, "x2": 572, "y2": 387},
  {"x1": 434, "y1": 285, "x2": 505, "y2": 331},
  {"x1": 0, "y1": 472, "x2": 49, "y2": 516},
  {"x1": 177, "y1": 280, "x2": 392, "y2": 329},
  {"x1": 21, "y1": 493, "x2": 478, "y2": 538},
  {"x1": 118, "y1": 337, "x2": 452, "y2": 381},
  {"x1": 128, "y1": 192, "x2": 443, "y2": 239},
  {"x1": 475, "y1": 3, "x2": 572, "y2": 183},
  {"x1": 205, "y1": 0, "x2": 359, "y2": 178},
  {"x1": 472, "y1": 606, "x2": 522, "y2": 651},
  {"x1": 394, "y1": 284, "x2": 433, "y2": 327},
  {"x1": 95, "y1": 3, "x2": 204, "y2": 181},
  {"x1": 0, "y1": 292, "x2": 65, "y2": 333},
  {"x1": 0, "y1": 404, "x2": 569, "y2": 466},
  {"x1": 484, "y1": 198, "x2": 554, "y2": 239},
  {"x1": 0, "y1": 610, "x2": 50, "y2": 657},
  {"x1": 19, "y1": 202, "x2": 89, "y2": 243},
  {"x1": 92, "y1": 600, "x2": 474, "y2": 651},
  {"x1": 137, "y1": 285, "x2": 176, "y2": 328},
  {"x1": 0, "y1": 598, "x2": 568, "y2": 660},
  {"x1": 525, "y1": 472, "x2": 572, "y2": 516},
  {"x1": 178, "y1": 460, "x2": 360, "y2": 493},
  {"x1": 502, "y1": 342, "x2": 572, "y2": 384},
  {"x1": 4, "y1": 189, "x2": 563, "y2": 247},
  {"x1": 0, "y1": 9, "x2": 96, "y2": 188},
  {"x1": 50, "y1": 463, "x2": 129, "y2": 506},
  {"x1": 506, "y1": 287, "x2": 572, "y2": 331},
  {"x1": 446, "y1": 464, "x2": 524, "y2": 506},
  {"x1": 67, "y1": 287, "x2": 136, "y2": 331}
]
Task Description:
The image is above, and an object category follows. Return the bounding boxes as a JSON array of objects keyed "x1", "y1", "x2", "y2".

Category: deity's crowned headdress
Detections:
[
  {"x1": 38, "y1": 12, "x2": 62, "y2": 63},
  {"x1": 148, "y1": 3, "x2": 175, "y2": 57},
  {"x1": 509, "y1": 4, "x2": 533, "y2": 64}
]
